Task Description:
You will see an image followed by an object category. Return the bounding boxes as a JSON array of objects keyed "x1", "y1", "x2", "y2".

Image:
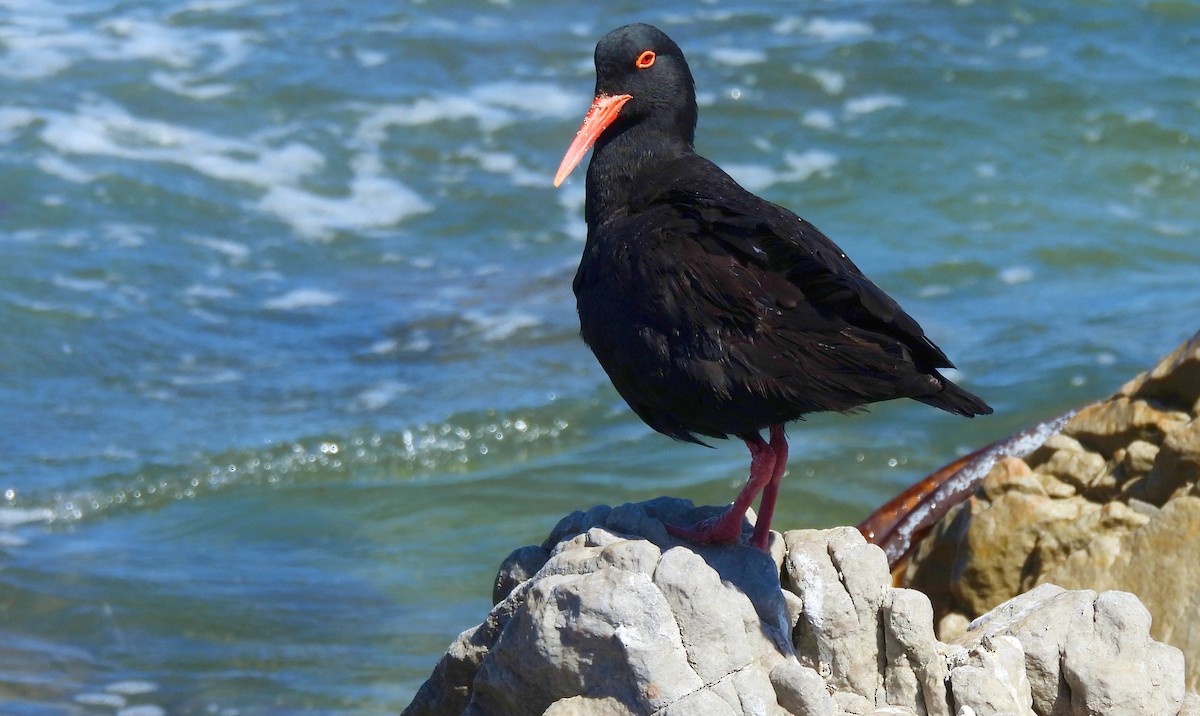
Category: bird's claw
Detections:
[{"x1": 665, "y1": 512, "x2": 747, "y2": 545}]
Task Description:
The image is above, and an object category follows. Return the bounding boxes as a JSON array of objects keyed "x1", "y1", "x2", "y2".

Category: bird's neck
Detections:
[{"x1": 584, "y1": 121, "x2": 693, "y2": 228}]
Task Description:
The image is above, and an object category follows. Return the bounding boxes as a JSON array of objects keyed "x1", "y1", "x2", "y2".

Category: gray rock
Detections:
[
  {"x1": 1061, "y1": 590, "x2": 1185, "y2": 716},
  {"x1": 883, "y1": 588, "x2": 951, "y2": 716},
  {"x1": 783, "y1": 527, "x2": 889, "y2": 700},
  {"x1": 542, "y1": 695, "x2": 637, "y2": 716},
  {"x1": 946, "y1": 634, "x2": 1033, "y2": 715},
  {"x1": 770, "y1": 660, "x2": 834, "y2": 716},
  {"x1": 493, "y1": 544, "x2": 550, "y2": 604},
  {"x1": 470, "y1": 566, "x2": 700, "y2": 714},
  {"x1": 961, "y1": 584, "x2": 1187, "y2": 716},
  {"x1": 404, "y1": 500, "x2": 1197, "y2": 716}
]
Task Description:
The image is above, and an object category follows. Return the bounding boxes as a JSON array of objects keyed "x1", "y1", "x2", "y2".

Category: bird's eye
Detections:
[{"x1": 635, "y1": 50, "x2": 656, "y2": 69}]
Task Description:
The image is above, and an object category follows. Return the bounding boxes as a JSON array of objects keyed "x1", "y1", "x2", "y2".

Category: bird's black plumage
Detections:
[{"x1": 556, "y1": 23, "x2": 991, "y2": 548}]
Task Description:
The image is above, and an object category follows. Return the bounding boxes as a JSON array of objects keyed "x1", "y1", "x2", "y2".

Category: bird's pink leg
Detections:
[
  {"x1": 749, "y1": 424, "x2": 788, "y2": 551},
  {"x1": 666, "y1": 433, "x2": 776, "y2": 546}
]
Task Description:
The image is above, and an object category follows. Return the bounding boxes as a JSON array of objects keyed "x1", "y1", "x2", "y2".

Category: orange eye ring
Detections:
[{"x1": 635, "y1": 50, "x2": 656, "y2": 69}]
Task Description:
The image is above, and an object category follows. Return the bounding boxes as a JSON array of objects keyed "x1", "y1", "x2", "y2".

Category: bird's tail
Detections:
[{"x1": 915, "y1": 372, "x2": 993, "y2": 418}]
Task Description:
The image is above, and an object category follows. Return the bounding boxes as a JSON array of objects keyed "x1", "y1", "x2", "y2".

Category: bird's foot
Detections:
[{"x1": 665, "y1": 509, "x2": 748, "y2": 546}]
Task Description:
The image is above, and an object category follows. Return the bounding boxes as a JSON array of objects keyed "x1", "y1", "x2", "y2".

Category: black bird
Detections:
[{"x1": 554, "y1": 23, "x2": 992, "y2": 551}]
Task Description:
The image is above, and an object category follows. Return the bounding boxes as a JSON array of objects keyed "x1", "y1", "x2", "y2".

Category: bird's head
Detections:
[{"x1": 554, "y1": 23, "x2": 697, "y2": 188}]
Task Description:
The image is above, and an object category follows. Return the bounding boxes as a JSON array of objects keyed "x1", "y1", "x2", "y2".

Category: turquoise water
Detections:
[{"x1": 2, "y1": 1, "x2": 1198, "y2": 712}]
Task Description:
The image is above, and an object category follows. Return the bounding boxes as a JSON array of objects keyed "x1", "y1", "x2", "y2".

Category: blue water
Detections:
[{"x1": 2, "y1": 1, "x2": 1198, "y2": 712}]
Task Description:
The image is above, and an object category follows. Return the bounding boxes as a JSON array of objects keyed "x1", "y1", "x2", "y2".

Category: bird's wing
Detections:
[{"x1": 634, "y1": 155, "x2": 955, "y2": 371}]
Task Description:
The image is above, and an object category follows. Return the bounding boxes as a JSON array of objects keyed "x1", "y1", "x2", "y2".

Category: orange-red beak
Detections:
[{"x1": 553, "y1": 93, "x2": 633, "y2": 187}]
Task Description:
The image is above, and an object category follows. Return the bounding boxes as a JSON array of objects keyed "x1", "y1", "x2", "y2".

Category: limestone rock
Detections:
[
  {"x1": 406, "y1": 499, "x2": 1196, "y2": 715},
  {"x1": 493, "y1": 544, "x2": 550, "y2": 604},
  {"x1": 946, "y1": 634, "x2": 1033, "y2": 715},
  {"x1": 769, "y1": 661, "x2": 834, "y2": 716},
  {"x1": 783, "y1": 526, "x2": 889, "y2": 700}
]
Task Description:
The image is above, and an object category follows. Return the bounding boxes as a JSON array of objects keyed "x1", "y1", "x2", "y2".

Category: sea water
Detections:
[{"x1": 2, "y1": 1, "x2": 1198, "y2": 712}]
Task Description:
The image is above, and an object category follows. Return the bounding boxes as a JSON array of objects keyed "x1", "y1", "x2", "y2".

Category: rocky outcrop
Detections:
[
  {"x1": 901, "y1": 331, "x2": 1200, "y2": 692},
  {"x1": 403, "y1": 498, "x2": 1195, "y2": 716}
]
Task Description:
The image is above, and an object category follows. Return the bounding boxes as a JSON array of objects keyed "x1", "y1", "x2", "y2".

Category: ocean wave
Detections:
[
  {"x1": 38, "y1": 98, "x2": 434, "y2": 239},
  {"x1": 2, "y1": 407, "x2": 581, "y2": 528},
  {"x1": 262, "y1": 288, "x2": 341, "y2": 311}
]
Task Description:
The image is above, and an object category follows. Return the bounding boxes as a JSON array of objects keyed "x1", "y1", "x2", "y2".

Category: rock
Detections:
[
  {"x1": 1145, "y1": 418, "x2": 1200, "y2": 503},
  {"x1": 1118, "y1": 332, "x2": 1200, "y2": 411},
  {"x1": 542, "y1": 695, "x2": 637, "y2": 716},
  {"x1": 1182, "y1": 692, "x2": 1200, "y2": 716},
  {"x1": 1023, "y1": 501, "x2": 1149, "y2": 589},
  {"x1": 1064, "y1": 397, "x2": 1190, "y2": 458},
  {"x1": 405, "y1": 498, "x2": 795, "y2": 716},
  {"x1": 783, "y1": 526, "x2": 889, "y2": 700},
  {"x1": 1037, "y1": 496, "x2": 1200, "y2": 692},
  {"x1": 769, "y1": 660, "x2": 834, "y2": 716},
  {"x1": 406, "y1": 499, "x2": 1197, "y2": 715},
  {"x1": 960, "y1": 584, "x2": 1186, "y2": 716},
  {"x1": 1122, "y1": 439, "x2": 1160, "y2": 479},
  {"x1": 963, "y1": 584, "x2": 1081, "y2": 716},
  {"x1": 882, "y1": 589, "x2": 951, "y2": 716},
  {"x1": 946, "y1": 634, "x2": 1033, "y2": 716},
  {"x1": 950, "y1": 489, "x2": 1092, "y2": 616},
  {"x1": 900, "y1": 330, "x2": 1200, "y2": 694},
  {"x1": 493, "y1": 544, "x2": 550, "y2": 603},
  {"x1": 1061, "y1": 591, "x2": 1185, "y2": 715}
]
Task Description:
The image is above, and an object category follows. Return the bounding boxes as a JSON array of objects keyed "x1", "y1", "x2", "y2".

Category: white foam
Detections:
[
  {"x1": 356, "y1": 81, "x2": 580, "y2": 140},
  {"x1": 367, "y1": 338, "x2": 398, "y2": 355},
  {"x1": 356, "y1": 97, "x2": 509, "y2": 137},
  {"x1": 470, "y1": 149, "x2": 547, "y2": 187},
  {"x1": 809, "y1": 69, "x2": 846, "y2": 95},
  {"x1": 464, "y1": 310, "x2": 540, "y2": 342},
  {"x1": 257, "y1": 173, "x2": 431, "y2": 239},
  {"x1": 149, "y1": 71, "x2": 234, "y2": 100},
  {"x1": 844, "y1": 94, "x2": 905, "y2": 116},
  {"x1": 184, "y1": 284, "x2": 235, "y2": 301},
  {"x1": 117, "y1": 706, "x2": 165, "y2": 716},
  {"x1": 471, "y1": 81, "x2": 580, "y2": 119},
  {"x1": 36, "y1": 154, "x2": 98, "y2": 183},
  {"x1": 1106, "y1": 202, "x2": 1138, "y2": 220},
  {"x1": 0, "y1": 107, "x2": 38, "y2": 141},
  {"x1": 263, "y1": 288, "x2": 341, "y2": 311},
  {"x1": 354, "y1": 49, "x2": 388, "y2": 67},
  {"x1": 803, "y1": 18, "x2": 875, "y2": 41},
  {"x1": 76, "y1": 693, "x2": 127, "y2": 708},
  {"x1": 999, "y1": 266, "x2": 1034, "y2": 285},
  {"x1": 41, "y1": 99, "x2": 432, "y2": 239},
  {"x1": 351, "y1": 381, "x2": 410, "y2": 412},
  {"x1": 0, "y1": 507, "x2": 54, "y2": 527},
  {"x1": 41, "y1": 100, "x2": 324, "y2": 186},
  {"x1": 106, "y1": 681, "x2": 158, "y2": 696},
  {"x1": 783, "y1": 150, "x2": 838, "y2": 181},
  {"x1": 0, "y1": 4, "x2": 256, "y2": 83},
  {"x1": 801, "y1": 109, "x2": 836, "y2": 130},
  {"x1": 170, "y1": 369, "x2": 243, "y2": 386},
  {"x1": 711, "y1": 48, "x2": 766, "y2": 67},
  {"x1": 192, "y1": 237, "x2": 251, "y2": 262}
]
